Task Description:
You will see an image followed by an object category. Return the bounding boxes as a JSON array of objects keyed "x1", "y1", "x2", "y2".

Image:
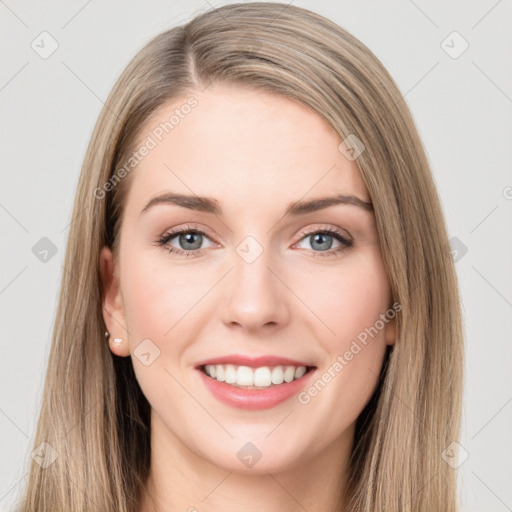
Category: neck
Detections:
[{"x1": 139, "y1": 412, "x2": 354, "y2": 512}]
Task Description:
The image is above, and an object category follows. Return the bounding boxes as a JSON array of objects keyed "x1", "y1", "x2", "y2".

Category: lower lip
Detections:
[{"x1": 196, "y1": 367, "x2": 317, "y2": 410}]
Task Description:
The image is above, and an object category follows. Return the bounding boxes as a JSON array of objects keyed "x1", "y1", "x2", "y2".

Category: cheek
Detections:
[
  {"x1": 119, "y1": 252, "x2": 205, "y2": 399},
  {"x1": 119, "y1": 251, "x2": 194, "y2": 347},
  {"x1": 301, "y1": 252, "x2": 391, "y2": 402},
  {"x1": 119, "y1": 249, "x2": 223, "y2": 372},
  {"x1": 298, "y1": 254, "x2": 391, "y2": 422},
  {"x1": 304, "y1": 253, "x2": 391, "y2": 348}
]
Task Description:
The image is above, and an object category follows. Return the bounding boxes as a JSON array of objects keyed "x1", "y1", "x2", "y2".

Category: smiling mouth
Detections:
[{"x1": 198, "y1": 363, "x2": 316, "y2": 389}]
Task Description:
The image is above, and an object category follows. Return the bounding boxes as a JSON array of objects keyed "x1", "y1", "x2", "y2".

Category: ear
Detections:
[{"x1": 100, "y1": 246, "x2": 130, "y2": 357}]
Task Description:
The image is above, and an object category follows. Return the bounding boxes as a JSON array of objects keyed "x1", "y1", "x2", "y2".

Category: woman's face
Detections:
[{"x1": 101, "y1": 85, "x2": 396, "y2": 473}]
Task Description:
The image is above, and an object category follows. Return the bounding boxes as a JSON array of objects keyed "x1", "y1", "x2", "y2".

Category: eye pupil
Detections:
[
  {"x1": 310, "y1": 233, "x2": 332, "y2": 251},
  {"x1": 180, "y1": 232, "x2": 202, "y2": 250}
]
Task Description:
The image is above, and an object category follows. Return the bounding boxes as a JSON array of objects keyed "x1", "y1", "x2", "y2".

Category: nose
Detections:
[{"x1": 220, "y1": 241, "x2": 290, "y2": 333}]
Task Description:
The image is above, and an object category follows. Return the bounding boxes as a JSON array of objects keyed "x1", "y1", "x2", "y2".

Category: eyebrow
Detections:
[{"x1": 139, "y1": 192, "x2": 374, "y2": 217}]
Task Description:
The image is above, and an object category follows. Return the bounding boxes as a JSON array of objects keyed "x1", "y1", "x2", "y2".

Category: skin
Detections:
[{"x1": 100, "y1": 85, "x2": 396, "y2": 512}]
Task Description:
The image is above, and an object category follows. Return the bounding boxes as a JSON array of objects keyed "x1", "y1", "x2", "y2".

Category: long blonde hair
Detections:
[{"x1": 15, "y1": 2, "x2": 464, "y2": 510}]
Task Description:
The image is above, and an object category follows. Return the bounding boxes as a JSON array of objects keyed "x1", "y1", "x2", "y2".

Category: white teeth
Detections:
[
  {"x1": 254, "y1": 367, "x2": 272, "y2": 387},
  {"x1": 215, "y1": 365, "x2": 225, "y2": 382},
  {"x1": 202, "y1": 364, "x2": 310, "y2": 388},
  {"x1": 295, "y1": 366, "x2": 306, "y2": 379},
  {"x1": 271, "y1": 366, "x2": 284, "y2": 385},
  {"x1": 283, "y1": 366, "x2": 295, "y2": 383},
  {"x1": 237, "y1": 366, "x2": 254, "y2": 386},
  {"x1": 205, "y1": 364, "x2": 216, "y2": 378},
  {"x1": 225, "y1": 364, "x2": 237, "y2": 384}
]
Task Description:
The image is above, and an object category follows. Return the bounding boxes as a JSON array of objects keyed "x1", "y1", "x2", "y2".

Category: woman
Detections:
[{"x1": 16, "y1": 2, "x2": 464, "y2": 511}]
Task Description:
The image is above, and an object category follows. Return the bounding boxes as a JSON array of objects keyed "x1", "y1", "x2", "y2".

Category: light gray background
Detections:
[{"x1": 1, "y1": 1, "x2": 511, "y2": 510}]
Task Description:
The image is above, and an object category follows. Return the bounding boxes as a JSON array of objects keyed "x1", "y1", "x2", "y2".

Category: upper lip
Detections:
[{"x1": 195, "y1": 354, "x2": 316, "y2": 369}]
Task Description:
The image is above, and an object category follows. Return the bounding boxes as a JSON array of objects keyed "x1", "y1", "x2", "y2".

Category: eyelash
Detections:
[{"x1": 155, "y1": 224, "x2": 353, "y2": 259}]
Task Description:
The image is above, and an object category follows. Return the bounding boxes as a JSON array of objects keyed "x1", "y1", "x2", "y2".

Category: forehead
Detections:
[{"x1": 126, "y1": 86, "x2": 369, "y2": 214}]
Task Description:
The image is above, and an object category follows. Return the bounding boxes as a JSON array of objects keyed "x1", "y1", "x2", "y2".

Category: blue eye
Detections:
[
  {"x1": 294, "y1": 227, "x2": 353, "y2": 257},
  {"x1": 156, "y1": 224, "x2": 353, "y2": 259},
  {"x1": 156, "y1": 225, "x2": 214, "y2": 258}
]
